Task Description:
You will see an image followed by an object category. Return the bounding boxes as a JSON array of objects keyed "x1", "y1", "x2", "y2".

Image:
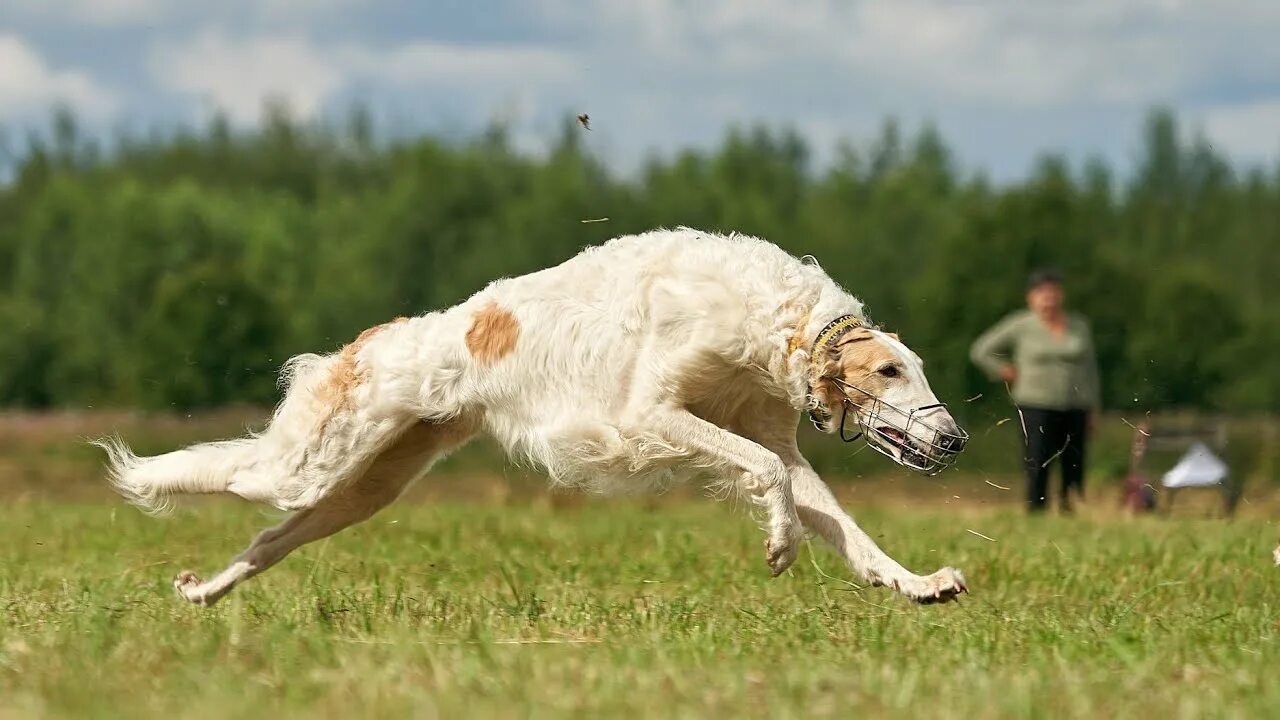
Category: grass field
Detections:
[
  {"x1": 1, "y1": 410, "x2": 1278, "y2": 718},
  {"x1": 2, "y1": 494, "x2": 1279, "y2": 719}
]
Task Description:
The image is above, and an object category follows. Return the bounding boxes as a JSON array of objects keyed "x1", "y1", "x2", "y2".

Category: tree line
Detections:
[{"x1": 0, "y1": 106, "x2": 1276, "y2": 415}]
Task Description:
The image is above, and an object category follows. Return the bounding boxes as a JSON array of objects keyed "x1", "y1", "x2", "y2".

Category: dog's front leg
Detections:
[
  {"x1": 789, "y1": 460, "x2": 966, "y2": 604},
  {"x1": 638, "y1": 407, "x2": 804, "y2": 575}
]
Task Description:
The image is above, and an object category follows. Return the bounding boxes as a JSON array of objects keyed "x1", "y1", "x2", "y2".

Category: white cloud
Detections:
[
  {"x1": 255, "y1": 0, "x2": 362, "y2": 22},
  {"x1": 519, "y1": 0, "x2": 1280, "y2": 173},
  {"x1": 6, "y1": 0, "x2": 362, "y2": 28},
  {"x1": 9, "y1": 0, "x2": 1280, "y2": 177},
  {"x1": 6, "y1": 0, "x2": 173, "y2": 27},
  {"x1": 1200, "y1": 100, "x2": 1280, "y2": 161},
  {"x1": 150, "y1": 31, "x2": 578, "y2": 126},
  {"x1": 345, "y1": 42, "x2": 576, "y2": 89},
  {"x1": 533, "y1": 0, "x2": 1277, "y2": 110},
  {"x1": 838, "y1": 2, "x2": 1175, "y2": 107},
  {"x1": 0, "y1": 34, "x2": 115, "y2": 116},
  {"x1": 150, "y1": 31, "x2": 346, "y2": 123}
]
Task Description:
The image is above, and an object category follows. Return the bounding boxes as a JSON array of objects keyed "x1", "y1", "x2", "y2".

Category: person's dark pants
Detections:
[{"x1": 1019, "y1": 406, "x2": 1087, "y2": 512}]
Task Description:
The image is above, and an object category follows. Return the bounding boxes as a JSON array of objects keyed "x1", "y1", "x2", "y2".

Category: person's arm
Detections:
[
  {"x1": 970, "y1": 313, "x2": 1022, "y2": 382},
  {"x1": 1080, "y1": 320, "x2": 1102, "y2": 432}
]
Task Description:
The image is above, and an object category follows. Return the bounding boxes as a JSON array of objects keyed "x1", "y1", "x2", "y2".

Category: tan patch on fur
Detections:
[
  {"x1": 787, "y1": 312, "x2": 811, "y2": 356},
  {"x1": 815, "y1": 328, "x2": 900, "y2": 411},
  {"x1": 318, "y1": 317, "x2": 408, "y2": 414},
  {"x1": 465, "y1": 303, "x2": 520, "y2": 365},
  {"x1": 341, "y1": 416, "x2": 480, "y2": 503},
  {"x1": 382, "y1": 418, "x2": 477, "y2": 463}
]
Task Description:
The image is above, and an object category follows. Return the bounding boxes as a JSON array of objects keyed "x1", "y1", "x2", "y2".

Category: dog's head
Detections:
[{"x1": 811, "y1": 327, "x2": 967, "y2": 474}]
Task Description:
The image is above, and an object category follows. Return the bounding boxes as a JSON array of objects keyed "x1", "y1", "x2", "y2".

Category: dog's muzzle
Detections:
[{"x1": 827, "y1": 379, "x2": 969, "y2": 476}]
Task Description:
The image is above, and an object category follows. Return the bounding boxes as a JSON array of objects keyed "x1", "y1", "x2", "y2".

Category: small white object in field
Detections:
[
  {"x1": 1161, "y1": 442, "x2": 1227, "y2": 488},
  {"x1": 1273, "y1": 544, "x2": 1280, "y2": 567}
]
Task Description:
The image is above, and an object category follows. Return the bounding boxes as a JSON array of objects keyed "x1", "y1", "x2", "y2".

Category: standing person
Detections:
[{"x1": 970, "y1": 269, "x2": 1101, "y2": 513}]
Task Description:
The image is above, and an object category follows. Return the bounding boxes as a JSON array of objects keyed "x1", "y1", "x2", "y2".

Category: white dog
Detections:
[{"x1": 96, "y1": 228, "x2": 970, "y2": 606}]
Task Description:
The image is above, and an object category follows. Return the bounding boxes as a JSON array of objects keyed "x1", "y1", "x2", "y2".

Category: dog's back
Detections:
[{"x1": 443, "y1": 229, "x2": 843, "y2": 484}]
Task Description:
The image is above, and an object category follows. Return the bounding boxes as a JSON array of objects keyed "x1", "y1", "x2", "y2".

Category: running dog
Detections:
[{"x1": 96, "y1": 228, "x2": 970, "y2": 606}]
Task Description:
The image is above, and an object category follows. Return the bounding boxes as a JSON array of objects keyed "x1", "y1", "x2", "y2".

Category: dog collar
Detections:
[
  {"x1": 811, "y1": 315, "x2": 865, "y2": 355},
  {"x1": 803, "y1": 314, "x2": 865, "y2": 431}
]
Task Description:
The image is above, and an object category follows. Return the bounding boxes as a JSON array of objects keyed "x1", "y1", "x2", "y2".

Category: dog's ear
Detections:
[{"x1": 828, "y1": 327, "x2": 874, "y2": 358}]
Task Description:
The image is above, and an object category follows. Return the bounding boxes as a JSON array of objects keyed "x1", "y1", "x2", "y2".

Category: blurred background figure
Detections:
[
  {"x1": 970, "y1": 269, "x2": 1101, "y2": 513},
  {"x1": 1123, "y1": 420, "x2": 1157, "y2": 514}
]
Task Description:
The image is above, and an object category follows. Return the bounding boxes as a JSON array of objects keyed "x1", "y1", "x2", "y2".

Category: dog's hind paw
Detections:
[{"x1": 173, "y1": 570, "x2": 207, "y2": 605}]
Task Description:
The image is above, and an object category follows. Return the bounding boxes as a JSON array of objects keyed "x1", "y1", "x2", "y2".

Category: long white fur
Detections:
[{"x1": 95, "y1": 227, "x2": 967, "y2": 606}]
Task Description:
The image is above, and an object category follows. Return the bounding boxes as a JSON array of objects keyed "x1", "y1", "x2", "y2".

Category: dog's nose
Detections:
[{"x1": 939, "y1": 434, "x2": 965, "y2": 453}]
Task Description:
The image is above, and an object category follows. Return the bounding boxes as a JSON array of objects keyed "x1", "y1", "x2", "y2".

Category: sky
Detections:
[{"x1": 2, "y1": 0, "x2": 1279, "y2": 180}]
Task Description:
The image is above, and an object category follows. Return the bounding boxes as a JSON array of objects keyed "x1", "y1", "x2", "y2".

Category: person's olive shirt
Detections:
[{"x1": 969, "y1": 310, "x2": 1101, "y2": 412}]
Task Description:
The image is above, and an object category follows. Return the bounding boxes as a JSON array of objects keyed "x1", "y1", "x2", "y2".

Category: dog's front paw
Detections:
[
  {"x1": 765, "y1": 534, "x2": 800, "y2": 577},
  {"x1": 903, "y1": 567, "x2": 967, "y2": 605}
]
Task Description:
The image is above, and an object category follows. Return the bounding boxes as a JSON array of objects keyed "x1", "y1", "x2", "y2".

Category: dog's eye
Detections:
[{"x1": 878, "y1": 365, "x2": 900, "y2": 378}]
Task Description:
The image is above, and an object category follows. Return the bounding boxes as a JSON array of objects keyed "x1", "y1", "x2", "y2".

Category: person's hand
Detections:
[{"x1": 998, "y1": 365, "x2": 1018, "y2": 383}]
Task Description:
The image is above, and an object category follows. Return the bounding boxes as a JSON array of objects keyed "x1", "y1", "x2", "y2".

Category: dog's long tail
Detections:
[
  {"x1": 91, "y1": 436, "x2": 261, "y2": 514},
  {"x1": 92, "y1": 353, "x2": 336, "y2": 514}
]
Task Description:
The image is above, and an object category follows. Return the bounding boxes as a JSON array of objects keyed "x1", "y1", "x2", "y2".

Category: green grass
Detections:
[{"x1": 2, "y1": 496, "x2": 1278, "y2": 719}]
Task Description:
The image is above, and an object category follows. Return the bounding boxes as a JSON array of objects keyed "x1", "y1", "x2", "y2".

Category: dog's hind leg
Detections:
[
  {"x1": 173, "y1": 419, "x2": 476, "y2": 606},
  {"x1": 97, "y1": 320, "x2": 426, "y2": 514}
]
